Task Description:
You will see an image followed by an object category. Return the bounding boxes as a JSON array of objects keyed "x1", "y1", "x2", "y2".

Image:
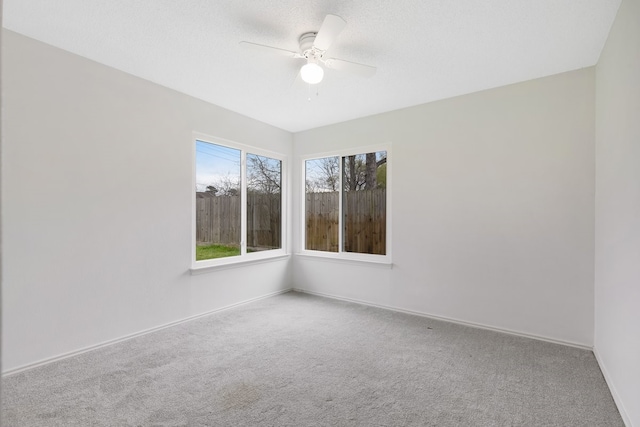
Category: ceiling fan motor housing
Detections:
[{"x1": 299, "y1": 32, "x2": 320, "y2": 59}]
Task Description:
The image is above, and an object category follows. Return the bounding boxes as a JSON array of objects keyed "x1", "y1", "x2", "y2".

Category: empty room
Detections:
[{"x1": 1, "y1": 0, "x2": 638, "y2": 426}]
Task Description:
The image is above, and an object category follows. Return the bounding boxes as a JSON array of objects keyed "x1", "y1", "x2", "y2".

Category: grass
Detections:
[{"x1": 196, "y1": 244, "x2": 241, "y2": 261}]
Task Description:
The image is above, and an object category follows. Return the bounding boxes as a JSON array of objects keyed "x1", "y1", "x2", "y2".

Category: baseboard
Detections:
[
  {"x1": 2, "y1": 288, "x2": 293, "y2": 377},
  {"x1": 293, "y1": 288, "x2": 593, "y2": 351},
  {"x1": 593, "y1": 346, "x2": 633, "y2": 427}
]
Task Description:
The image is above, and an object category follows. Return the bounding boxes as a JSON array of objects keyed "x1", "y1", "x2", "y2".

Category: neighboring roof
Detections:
[
  {"x1": 2, "y1": 0, "x2": 621, "y2": 132},
  {"x1": 196, "y1": 192, "x2": 217, "y2": 199}
]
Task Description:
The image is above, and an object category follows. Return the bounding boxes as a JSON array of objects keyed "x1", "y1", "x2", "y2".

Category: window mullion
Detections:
[
  {"x1": 338, "y1": 156, "x2": 344, "y2": 254},
  {"x1": 241, "y1": 150, "x2": 247, "y2": 256}
]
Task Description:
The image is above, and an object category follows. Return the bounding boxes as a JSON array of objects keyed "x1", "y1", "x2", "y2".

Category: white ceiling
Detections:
[{"x1": 3, "y1": 0, "x2": 621, "y2": 132}]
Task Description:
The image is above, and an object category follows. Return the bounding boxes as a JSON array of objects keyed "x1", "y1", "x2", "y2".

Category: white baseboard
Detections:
[
  {"x1": 293, "y1": 288, "x2": 593, "y2": 351},
  {"x1": 593, "y1": 346, "x2": 633, "y2": 427},
  {"x1": 2, "y1": 288, "x2": 293, "y2": 377}
]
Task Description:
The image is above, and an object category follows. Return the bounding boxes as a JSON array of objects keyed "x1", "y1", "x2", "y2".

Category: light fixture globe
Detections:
[{"x1": 300, "y1": 62, "x2": 324, "y2": 84}]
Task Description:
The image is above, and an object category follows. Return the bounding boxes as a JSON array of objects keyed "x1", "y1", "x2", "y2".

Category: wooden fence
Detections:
[
  {"x1": 247, "y1": 193, "x2": 281, "y2": 250},
  {"x1": 305, "y1": 189, "x2": 386, "y2": 255},
  {"x1": 305, "y1": 192, "x2": 339, "y2": 252},
  {"x1": 196, "y1": 195, "x2": 241, "y2": 246},
  {"x1": 343, "y1": 189, "x2": 386, "y2": 255},
  {"x1": 196, "y1": 189, "x2": 386, "y2": 255},
  {"x1": 196, "y1": 193, "x2": 281, "y2": 250}
]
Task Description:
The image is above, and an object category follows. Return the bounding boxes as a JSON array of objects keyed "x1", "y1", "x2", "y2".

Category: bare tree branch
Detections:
[{"x1": 247, "y1": 154, "x2": 281, "y2": 194}]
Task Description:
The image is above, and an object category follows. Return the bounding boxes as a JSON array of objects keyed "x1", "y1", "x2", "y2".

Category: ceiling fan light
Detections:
[{"x1": 300, "y1": 62, "x2": 324, "y2": 84}]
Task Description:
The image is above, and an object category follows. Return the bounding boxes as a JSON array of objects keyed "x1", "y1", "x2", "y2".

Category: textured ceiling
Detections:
[{"x1": 3, "y1": 0, "x2": 621, "y2": 132}]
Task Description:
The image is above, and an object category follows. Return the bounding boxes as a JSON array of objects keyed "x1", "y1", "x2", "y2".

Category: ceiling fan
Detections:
[{"x1": 240, "y1": 14, "x2": 376, "y2": 85}]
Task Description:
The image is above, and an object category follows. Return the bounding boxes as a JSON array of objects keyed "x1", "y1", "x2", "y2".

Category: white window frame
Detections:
[
  {"x1": 299, "y1": 143, "x2": 392, "y2": 266},
  {"x1": 191, "y1": 133, "x2": 288, "y2": 271}
]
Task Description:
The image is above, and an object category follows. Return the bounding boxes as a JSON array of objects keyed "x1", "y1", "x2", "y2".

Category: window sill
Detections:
[
  {"x1": 190, "y1": 254, "x2": 290, "y2": 275},
  {"x1": 294, "y1": 253, "x2": 393, "y2": 269}
]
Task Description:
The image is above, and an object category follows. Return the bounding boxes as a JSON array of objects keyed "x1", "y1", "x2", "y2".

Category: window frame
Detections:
[
  {"x1": 191, "y1": 133, "x2": 288, "y2": 271},
  {"x1": 299, "y1": 143, "x2": 392, "y2": 265}
]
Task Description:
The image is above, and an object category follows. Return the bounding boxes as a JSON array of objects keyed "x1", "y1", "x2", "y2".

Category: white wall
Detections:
[
  {"x1": 595, "y1": 0, "x2": 640, "y2": 424},
  {"x1": 293, "y1": 68, "x2": 596, "y2": 347},
  {"x1": 1, "y1": 30, "x2": 293, "y2": 372},
  {"x1": 1, "y1": 0, "x2": 5, "y2": 410}
]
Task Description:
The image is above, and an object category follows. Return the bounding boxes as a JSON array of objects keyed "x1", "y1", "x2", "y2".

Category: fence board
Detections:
[
  {"x1": 247, "y1": 193, "x2": 281, "y2": 250},
  {"x1": 305, "y1": 192, "x2": 339, "y2": 252},
  {"x1": 343, "y1": 189, "x2": 386, "y2": 255},
  {"x1": 196, "y1": 189, "x2": 385, "y2": 255},
  {"x1": 196, "y1": 195, "x2": 241, "y2": 247}
]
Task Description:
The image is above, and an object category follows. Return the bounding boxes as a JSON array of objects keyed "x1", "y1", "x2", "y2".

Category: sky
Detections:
[{"x1": 195, "y1": 140, "x2": 241, "y2": 192}]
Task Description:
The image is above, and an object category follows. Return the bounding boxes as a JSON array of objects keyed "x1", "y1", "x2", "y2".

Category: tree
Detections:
[
  {"x1": 345, "y1": 155, "x2": 360, "y2": 190},
  {"x1": 305, "y1": 156, "x2": 339, "y2": 192},
  {"x1": 365, "y1": 153, "x2": 377, "y2": 189},
  {"x1": 212, "y1": 175, "x2": 240, "y2": 196},
  {"x1": 306, "y1": 152, "x2": 386, "y2": 193},
  {"x1": 376, "y1": 163, "x2": 387, "y2": 189},
  {"x1": 247, "y1": 154, "x2": 281, "y2": 194},
  {"x1": 318, "y1": 156, "x2": 339, "y2": 191},
  {"x1": 343, "y1": 152, "x2": 386, "y2": 191}
]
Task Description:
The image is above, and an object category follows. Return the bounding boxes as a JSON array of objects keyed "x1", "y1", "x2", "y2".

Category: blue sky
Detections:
[{"x1": 195, "y1": 140, "x2": 240, "y2": 192}]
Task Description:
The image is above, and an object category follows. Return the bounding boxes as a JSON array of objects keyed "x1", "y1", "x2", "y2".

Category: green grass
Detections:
[{"x1": 196, "y1": 244, "x2": 241, "y2": 261}]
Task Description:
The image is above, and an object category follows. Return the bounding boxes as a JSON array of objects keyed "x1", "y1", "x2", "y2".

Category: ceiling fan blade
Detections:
[
  {"x1": 239, "y1": 41, "x2": 302, "y2": 58},
  {"x1": 313, "y1": 14, "x2": 346, "y2": 51},
  {"x1": 324, "y1": 58, "x2": 377, "y2": 78}
]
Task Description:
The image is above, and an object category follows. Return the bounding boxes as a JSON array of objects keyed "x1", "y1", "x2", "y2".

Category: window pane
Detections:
[
  {"x1": 195, "y1": 141, "x2": 241, "y2": 260},
  {"x1": 305, "y1": 157, "x2": 339, "y2": 252},
  {"x1": 342, "y1": 151, "x2": 387, "y2": 255},
  {"x1": 246, "y1": 153, "x2": 282, "y2": 251}
]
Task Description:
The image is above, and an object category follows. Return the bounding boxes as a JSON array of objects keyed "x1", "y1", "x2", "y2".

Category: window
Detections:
[
  {"x1": 246, "y1": 153, "x2": 282, "y2": 252},
  {"x1": 194, "y1": 136, "x2": 285, "y2": 267},
  {"x1": 303, "y1": 145, "x2": 390, "y2": 262}
]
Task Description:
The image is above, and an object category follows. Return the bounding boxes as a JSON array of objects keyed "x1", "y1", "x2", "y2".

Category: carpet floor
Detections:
[{"x1": 2, "y1": 291, "x2": 623, "y2": 426}]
